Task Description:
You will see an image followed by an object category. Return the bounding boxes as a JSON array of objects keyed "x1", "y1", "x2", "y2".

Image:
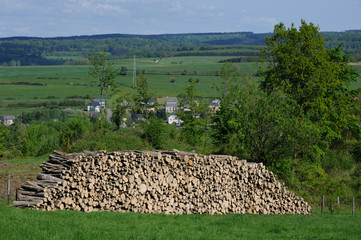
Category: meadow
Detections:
[
  {"x1": 1, "y1": 154, "x2": 361, "y2": 240},
  {"x1": 0, "y1": 56, "x2": 258, "y2": 115},
  {"x1": 1, "y1": 200, "x2": 361, "y2": 240},
  {"x1": 1, "y1": 56, "x2": 360, "y2": 116}
]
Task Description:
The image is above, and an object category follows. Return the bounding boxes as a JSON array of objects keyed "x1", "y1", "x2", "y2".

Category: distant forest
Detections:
[{"x1": 1, "y1": 31, "x2": 361, "y2": 66}]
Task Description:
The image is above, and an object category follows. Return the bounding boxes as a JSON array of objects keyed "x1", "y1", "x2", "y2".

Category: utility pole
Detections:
[{"x1": 132, "y1": 55, "x2": 136, "y2": 88}]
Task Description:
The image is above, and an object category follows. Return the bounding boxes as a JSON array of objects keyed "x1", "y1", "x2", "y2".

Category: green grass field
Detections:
[
  {"x1": 0, "y1": 57, "x2": 257, "y2": 115},
  {"x1": 1, "y1": 200, "x2": 361, "y2": 240},
  {"x1": 1, "y1": 154, "x2": 361, "y2": 239},
  {"x1": 0, "y1": 57, "x2": 360, "y2": 116}
]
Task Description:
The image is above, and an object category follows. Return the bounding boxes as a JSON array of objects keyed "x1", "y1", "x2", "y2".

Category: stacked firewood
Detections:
[{"x1": 13, "y1": 150, "x2": 311, "y2": 214}]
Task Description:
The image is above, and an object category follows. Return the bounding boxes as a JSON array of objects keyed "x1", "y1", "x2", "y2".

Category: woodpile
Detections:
[{"x1": 13, "y1": 150, "x2": 311, "y2": 214}]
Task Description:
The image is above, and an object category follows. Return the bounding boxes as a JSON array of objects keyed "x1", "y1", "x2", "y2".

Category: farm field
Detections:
[
  {"x1": 1, "y1": 200, "x2": 361, "y2": 240},
  {"x1": 0, "y1": 56, "x2": 256, "y2": 115},
  {"x1": 1, "y1": 56, "x2": 361, "y2": 116}
]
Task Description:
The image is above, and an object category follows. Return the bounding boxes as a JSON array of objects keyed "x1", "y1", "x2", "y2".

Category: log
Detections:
[
  {"x1": 14, "y1": 149, "x2": 311, "y2": 215},
  {"x1": 19, "y1": 190, "x2": 45, "y2": 197},
  {"x1": 21, "y1": 184, "x2": 44, "y2": 192},
  {"x1": 13, "y1": 200, "x2": 41, "y2": 207},
  {"x1": 53, "y1": 150, "x2": 65, "y2": 155},
  {"x1": 18, "y1": 194, "x2": 44, "y2": 202},
  {"x1": 37, "y1": 173, "x2": 65, "y2": 183}
]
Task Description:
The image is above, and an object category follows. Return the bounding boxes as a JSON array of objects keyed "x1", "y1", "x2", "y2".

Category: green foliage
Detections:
[
  {"x1": 178, "y1": 79, "x2": 210, "y2": 147},
  {"x1": 134, "y1": 73, "x2": 151, "y2": 105},
  {"x1": 67, "y1": 128, "x2": 148, "y2": 153},
  {"x1": 111, "y1": 95, "x2": 129, "y2": 130},
  {"x1": 21, "y1": 108, "x2": 70, "y2": 124},
  {"x1": 258, "y1": 20, "x2": 361, "y2": 144},
  {"x1": 88, "y1": 50, "x2": 119, "y2": 96},
  {"x1": 0, "y1": 125, "x2": 11, "y2": 156},
  {"x1": 141, "y1": 117, "x2": 166, "y2": 149},
  {"x1": 321, "y1": 150, "x2": 356, "y2": 172},
  {"x1": 60, "y1": 116, "x2": 91, "y2": 151},
  {"x1": 120, "y1": 66, "x2": 128, "y2": 75},
  {"x1": 213, "y1": 68, "x2": 321, "y2": 165}
]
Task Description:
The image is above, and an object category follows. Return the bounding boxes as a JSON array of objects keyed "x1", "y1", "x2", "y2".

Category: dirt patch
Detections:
[
  {"x1": 348, "y1": 62, "x2": 361, "y2": 66},
  {"x1": 0, "y1": 162, "x2": 40, "y2": 200}
]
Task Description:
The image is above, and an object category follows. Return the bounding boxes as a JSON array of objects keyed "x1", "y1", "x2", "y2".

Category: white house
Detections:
[
  {"x1": 0, "y1": 115, "x2": 15, "y2": 126},
  {"x1": 168, "y1": 113, "x2": 183, "y2": 126},
  {"x1": 87, "y1": 98, "x2": 106, "y2": 113}
]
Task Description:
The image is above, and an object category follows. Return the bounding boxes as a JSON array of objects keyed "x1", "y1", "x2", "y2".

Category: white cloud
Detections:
[
  {"x1": 258, "y1": 17, "x2": 277, "y2": 25},
  {"x1": 96, "y1": 4, "x2": 125, "y2": 14},
  {"x1": 196, "y1": 4, "x2": 216, "y2": 11},
  {"x1": 80, "y1": 0, "x2": 91, "y2": 8},
  {"x1": 186, "y1": 10, "x2": 196, "y2": 15},
  {"x1": 167, "y1": 1, "x2": 182, "y2": 12}
]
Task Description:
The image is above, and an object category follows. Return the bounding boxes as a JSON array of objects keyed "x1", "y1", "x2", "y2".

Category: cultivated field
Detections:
[
  {"x1": 1, "y1": 56, "x2": 360, "y2": 116},
  {"x1": 0, "y1": 57, "x2": 256, "y2": 115}
]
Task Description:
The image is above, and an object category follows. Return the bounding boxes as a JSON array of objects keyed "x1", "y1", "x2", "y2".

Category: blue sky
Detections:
[{"x1": 1, "y1": 0, "x2": 361, "y2": 37}]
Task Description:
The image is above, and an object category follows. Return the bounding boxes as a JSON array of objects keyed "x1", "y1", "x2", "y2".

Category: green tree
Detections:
[
  {"x1": 120, "y1": 66, "x2": 128, "y2": 75},
  {"x1": 132, "y1": 73, "x2": 154, "y2": 118},
  {"x1": 178, "y1": 79, "x2": 210, "y2": 147},
  {"x1": 141, "y1": 117, "x2": 165, "y2": 149},
  {"x1": 212, "y1": 72, "x2": 320, "y2": 166},
  {"x1": 112, "y1": 95, "x2": 129, "y2": 129},
  {"x1": 60, "y1": 116, "x2": 91, "y2": 151},
  {"x1": 88, "y1": 51, "x2": 119, "y2": 97},
  {"x1": 217, "y1": 62, "x2": 239, "y2": 99},
  {"x1": 135, "y1": 73, "x2": 151, "y2": 105},
  {"x1": 258, "y1": 20, "x2": 360, "y2": 143}
]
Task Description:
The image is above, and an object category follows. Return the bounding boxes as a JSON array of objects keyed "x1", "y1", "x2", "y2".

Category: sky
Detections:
[{"x1": 1, "y1": 0, "x2": 361, "y2": 38}]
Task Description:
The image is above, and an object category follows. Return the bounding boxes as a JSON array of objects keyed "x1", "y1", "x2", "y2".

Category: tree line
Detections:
[{"x1": 1, "y1": 29, "x2": 361, "y2": 66}]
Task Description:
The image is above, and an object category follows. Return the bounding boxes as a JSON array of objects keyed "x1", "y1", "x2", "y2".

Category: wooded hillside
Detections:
[{"x1": 1, "y1": 31, "x2": 361, "y2": 66}]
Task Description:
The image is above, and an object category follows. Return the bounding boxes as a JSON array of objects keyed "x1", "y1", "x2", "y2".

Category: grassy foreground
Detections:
[{"x1": 1, "y1": 201, "x2": 360, "y2": 240}]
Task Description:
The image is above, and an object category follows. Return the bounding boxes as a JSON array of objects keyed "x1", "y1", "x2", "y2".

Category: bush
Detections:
[
  {"x1": 141, "y1": 118, "x2": 166, "y2": 149},
  {"x1": 322, "y1": 150, "x2": 356, "y2": 172},
  {"x1": 60, "y1": 116, "x2": 91, "y2": 150}
]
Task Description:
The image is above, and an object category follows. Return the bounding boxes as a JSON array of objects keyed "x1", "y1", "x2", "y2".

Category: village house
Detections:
[
  {"x1": 167, "y1": 113, "x2": 183, "y2": 127},
  {"x1": 180, "y1": 98, "x2": 198, "y2": 112},
  {"x1": 143, "y1": 99, "x2": 156, "y2": 112},
  {"x1": 165, "y1": 98, "x2": 178, "y2": 113},
  {"x1": 134, "y1": 113, "x2": 145, "y2": 122},
  {"x1": 208, "y1": 99, "x2": 220, "y2": 114},
  {"x1": 87, "y1": 98, "x2": 106, "y2": 113},
  {"x1": 0, "y1": 115, "x2": 15, "y2": 126}
]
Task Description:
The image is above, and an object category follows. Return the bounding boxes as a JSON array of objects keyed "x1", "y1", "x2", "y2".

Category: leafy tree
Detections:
[
  {"x1": 178, "y1": 79, "x2": 210, "y2": 147},
  {"x1": 0, "y1": 125, "x2": 10, "y2": 156},
  {"x1": 135, "y1": 73, "x2": 151, "y2": 105},
  {"x1": 132, "y1": 73, "x2": 154, "y2": 118},
  {"x1": 60, "y1": 116, "x2": 91, "y2": 150},
  {"x1": 212, "y1": 72, "x2": 320, "y2": 165},
  {"x1": 217, "y1": 62, "x2": 239, "y2": 99},
  {"x1": 88, "y1": 50, "x2": 119, "y2": 97},
  {"x1": 141, "y1": 117, "x2": 165, "y2": 149},
  {"x1": 112, "y1": 95, "x2": 129, "y2": 129},
  {"x1": 120, "y1": 66, "x2": 128, "y2": 75},
  {"x1": 258, "y1": 20, "x2": 360, "y2": 143}
]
